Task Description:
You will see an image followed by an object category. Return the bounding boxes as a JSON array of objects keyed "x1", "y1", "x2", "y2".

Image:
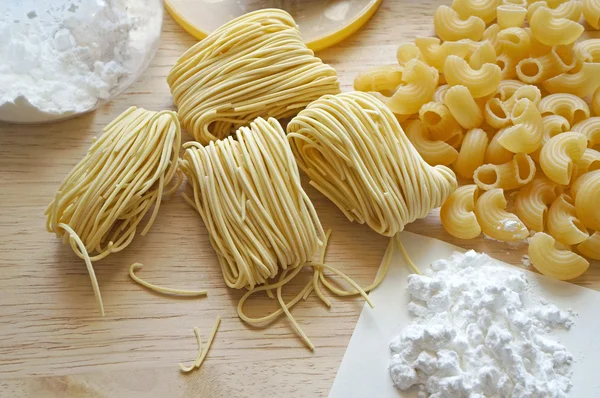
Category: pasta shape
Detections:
[
  {"x1": 433, "y1": 84, "x2": 450, "y2": 103},
  {"x1": 502, "y1": 84, "x2": 542, "y2": 110},
  {"x1": 583, "y1": 0, "x2": 600, "y2": 29},
  {"x1": 524, "y1": 27, "x2": 553, "y2": 57},
  {"x1": 572, "y1": 117, "x2": 600, "y2": 149},
  {"x1": 497, "y1": 28, "x2": 531, "y2": 60},
  {"x1": 540, "y1": 132, "x2": 588, "y2": 185},
  {"x1": 485, "y1": 98, "x2": 511, "y2": 128},
  {"x1": 577, "y1": 232, "x2": 600, "y2": 260},
  {"x1": 474, "y1": 188, "x2": 529, "y2": 241},
  {"x1": 486, "y1": 129, "x2": 515, "y2": 164},
  {"x1": 434, "y1": 5, "x2": 486, "y2": 42},
  {"x1": 396, "y1": 43, "x2": 424, "y2": 66},
  {"x1": 372, "y1": 59, "x2": 439, "y2": 116},
  {"x1": 497, "y1": 4, "x2": 528, "y2": 28},
  {"x1": 515, "y1": 175, "x2": 563, "y2": 231},
  {"x1": 414, "y1": 37, "x2": 471, "y2": 72},
  {"x1": 574, "y1": 39, "x2": 600, "y2": 63},
  {"x1": 454, "y1": 128, "x2": 489, "y2": 179},
  {"x1": 444, "y1": 55, "x2": 502, "y2": 98},
  {"x1": 483, "y1": 23, "x2": 502, "y2": 53},
  {"x1": 497, "y1": 99, "x2": 543, "y2": 154},
  {"x1": 538, "y1": 93, "x2": 590, "y2": 125},
  {"x1": 468, "y1": 40, "x2": 498, "y2": 69},
  {"x1": 474, "y1": 153, "x2": 536, "y2": 190},
  {"x1": 418, "y1": 101, "x2": 463, "y2": 142},
  {"x1": 496, "y1": 52, "x2": 519, "y2": 79},
  {"x1": 528, "y1": 0, "x2": 583, "y2": 21},
  {"x1": 354, "y1": 65, "x2": 403, "y2": 94},
  {"x1": 529, "y1": 7, "x2": 584, "y2": 46},
  {"x1": 547, "y1": 194, "x2": 589, "y2": 245},
  {"x1": 528, "y1": 232, "x2": 589, "y2": 280},
  {"x1": 452, "y1": 0, "x2": 501, "y2": 23},
  {"x1": 516, "y1": 45, "x2": 576, "y2": 84},
  {"x1": 573, "y1": 169, "x2": 600, "y2": 230},
  {"x1": 530, "y1": 114, "x2": 571, "y2": 162},
  {"x1": 573, "y1": 148, "x2": 600, "y2": 179},
  {"x1": 444, "y1": 85, "x2": 484, "y2": 129},
  {"x1": 543, "y1": 62, "x2": 600, "y2": 97},
  {"x1": 441, "y1": 185, "x2": 482, "y2": 239},
  {"x1": 404, "y1": 120, "x2": 459, "y2": 166}
]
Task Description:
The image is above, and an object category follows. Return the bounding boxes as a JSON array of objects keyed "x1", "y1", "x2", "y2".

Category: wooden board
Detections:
[{"x1": 1, "y1": 1, "x2": 598, "y2": 396}]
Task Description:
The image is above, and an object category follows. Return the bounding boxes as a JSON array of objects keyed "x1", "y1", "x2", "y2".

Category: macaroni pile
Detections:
[
  {"x1": 287, "y1": 91, "x2": 458, "y2": 237},
  {"x1": 355, "y1": 0, "x2": 600, "y2": 280},
  {"x1": 46, "y1": 107, "x2": 182, "y2": 315},
  {"x1": 167, "y1": 9, "x2": 340, "y2": 145}
]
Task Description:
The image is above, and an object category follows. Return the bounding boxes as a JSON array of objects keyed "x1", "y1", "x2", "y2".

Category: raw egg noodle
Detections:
[
  {"x1": 46, "y1": 107, "x2": 182, "y2": 316},
  {"x1": 167, "y1": 8, "x2": 341, "y2": 145}
]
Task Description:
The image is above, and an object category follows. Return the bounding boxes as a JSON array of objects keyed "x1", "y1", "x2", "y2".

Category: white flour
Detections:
[
  {"x1": 389, "y1": 250, "x2": 574, "y2": 398},
  {"x1": 0, "y1": 0, "x2": 158, "y2": 123}
]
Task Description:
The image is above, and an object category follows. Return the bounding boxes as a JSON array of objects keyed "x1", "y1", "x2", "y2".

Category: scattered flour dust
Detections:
[
  {"x1": 0, "y1": 0, "x2": 160, "y2": 123},
  {"x1": 389, "y1": 250, "x2": 575, "y2": 398}
]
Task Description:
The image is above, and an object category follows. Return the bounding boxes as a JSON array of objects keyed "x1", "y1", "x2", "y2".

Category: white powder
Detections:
[
  {"x1": 521, "y1": 254, "x2": 531, "y2": 267},
  {"x1": 0, "y1": 0, "x2": 161, "y2": 123},
  {"x1": 499, "y1": 218, "x2": 519, "y2": 232},
  {"x1": 389, "y1": 250, "x2": 574, "y2": 398}
]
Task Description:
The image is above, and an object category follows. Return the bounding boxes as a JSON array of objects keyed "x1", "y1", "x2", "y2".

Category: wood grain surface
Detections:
[{"x1": 0, "y1": 1, "x2": 598, "y2": 397}]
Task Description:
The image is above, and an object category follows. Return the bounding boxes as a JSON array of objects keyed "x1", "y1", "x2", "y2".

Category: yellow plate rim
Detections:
[{"x1": 164, "y1": 0, "x2": 382, "y2": 52}]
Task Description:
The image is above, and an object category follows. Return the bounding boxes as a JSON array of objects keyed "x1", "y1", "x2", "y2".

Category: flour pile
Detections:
[
  {"x1": 389, "y1": 250, "x2": 574, "y2": 398},
  {"x1": 0, "y1": 0, "x2": 161, "y2": 123}
]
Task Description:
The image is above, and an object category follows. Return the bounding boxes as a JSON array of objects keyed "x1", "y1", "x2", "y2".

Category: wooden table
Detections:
[{"x1": 1, "y1": 2, "x2": 598, "y2": 396}]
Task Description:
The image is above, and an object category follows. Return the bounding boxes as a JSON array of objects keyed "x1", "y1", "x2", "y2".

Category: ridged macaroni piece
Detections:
[
  {"x1": 573, "y1": 148, "x2": 600, "y2": 178},
  {"x1": 497, "y1": 99, "x2": 543, "y2": 153},
  {"x1": 485, "y1": 98, "x2": 511, "y2": 128},
  {"x1": 502, "y1": 84, "x2": 542, "y2": 111},
  {"x1": 494, "y1": 79, "x2": 525, "y2": 100},
  {"x1": 452, "y1": 0, "x2": 501, "y2": 23},
  {"x1": 530, "y1": 114, "x2": 571, "y2": 162},
  {"x1": 497, "y1": 4, "x2": 528, "y2": 28},
  {"x1": 574, "y1": 39, "x2": 600, "y2": 63},
  {"x1": 444, "y1": 55, "x2": 502, "y2": 98},
  {"x1": 577, "y1": 232, "x2": 600, "y2": 259},
  {"x1": 547, "y1": 194, "x2": 590, "y2": 245},
  {"x1": 404, "y1": 120, "x2": 459, "y2": 166},
  {"x1": 454, "y1": 128, "x2": 490, "y2": 179},
  {"x1": 397, "y1": 43, "x2": 424, "y2": 66},
  {"x1": 529, "y1": 7, "x2": 584, "y2": 46},
  {"x1": 540, "y1": 132, "x2": 588, "y2": 185},
  {"x1": 538, "y1": 93, "x2": 590, "y2": 125},
  {"x1": 167, "y1": 9, "x2": 340, "y2": 144},
  {"x1": 543, "y1": 62, "x2": 600, "y2": 97},
  {"x1": 572, "y1": 117, "x2": 600, "y2": 149},
  {"x1": 474, "y1": 188, "x2": 529, "y2": 241},
  {"x1": 524, "y1": 26, "x2": 553, "y2": 57},
  {"x1": 527, "y1": 0, "x2": 583, "y2": 21},
  {"x1": 441, "y1": 185, "x2": 481, "y2": 239},
  {"x1": 418, "y1": 101, "x2": 463, "y2": 142},
  {"x1": 528, "y1": 232, "x2": 589, "y2": 280},
  {"x1": 516, "y1": 45, "x2": 577, "y2": 84},
  {"x1": 593, "y1": 87, "x2": 600, "y2": 116},
  {"x1": 433, "y1": 84, "x2": 450, "y2": 103},
  {"x1": 497, "y1": 27, "x2": 531, "y2": 60},
  {"x1": 45, "y1": 107, "x2": 182, "y2": 315},
  {"x1": 583, "y1": 0, "x2": 600, "y2": 29},
  {"x1": 483, "y1": 23, "x2": 502, "y2": 52},
  {"x1": 444, "y1": 85, "x2": 484, "y2": 129},
  {"x1": 474, "y1": 153, "x2": 536, "y2": 190},
  {"x1": 573, "y1": 169, "x2": 600, "y2": 230},
  {"x1": 414, "y1": 37, "x2": 471, "y2": 72},
  {"x1": 287, "y1": 92, "x2": 458, "y2": 237},
  {"x1": 354, "y1": 65, "x2": 403, "y2": 94},
  {"x1": 434, "y1": 5, "x2": 486, "y2": 41},
  {"x1": 515, "y1": 175, "x2": 563, "y2": 231},
  {"x1": 496, "y1": 53, "x2": 519, "y2": 79},
  {"x1": 180, "y1": 117, "x2": 324, "y2": 290},
  {"x1": 486, "y1": 129, "x2": 515, "y2": 164},
  {"x1": 373, "y1": 59, "x2": 439, "y2": 116}
]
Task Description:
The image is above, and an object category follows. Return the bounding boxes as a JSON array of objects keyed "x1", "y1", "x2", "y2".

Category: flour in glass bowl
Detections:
[
  {"x1": 0, "y1": 0, "x2": 163, "y2": 123},
  {"x1": 389, "y1": 250, "x2": 575, "y2": 398}
]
